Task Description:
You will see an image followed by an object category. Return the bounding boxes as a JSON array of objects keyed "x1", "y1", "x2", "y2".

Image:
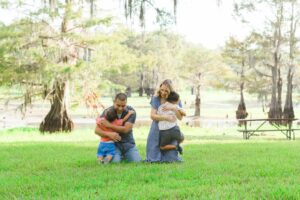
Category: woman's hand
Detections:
[
  {"x1": 161, "y1": 104, "x2": 177, "y2": 112},
  {"x1": 178, "y1": 109, "x2": 186, "y2": 116},
  {"x1": 164, "y1": 115, "x2": 176, "y2": 122}
]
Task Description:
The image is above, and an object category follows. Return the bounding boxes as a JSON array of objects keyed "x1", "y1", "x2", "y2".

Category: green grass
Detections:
[{"x1": 1, "y1": 127, "x2": 300, "y2": 199}]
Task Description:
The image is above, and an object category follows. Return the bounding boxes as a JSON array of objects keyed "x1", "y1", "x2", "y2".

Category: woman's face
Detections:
[{"x1": 159, "y1": 84, "x2": 170, "y2": 99}]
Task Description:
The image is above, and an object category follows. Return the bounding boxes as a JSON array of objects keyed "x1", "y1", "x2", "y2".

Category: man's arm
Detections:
[
  {"x1": 100, "y1": 120, "x2": 133, "y2": 134},
  {"x1": 94, "y1": 125, "x2": 121, "y2": 142}
]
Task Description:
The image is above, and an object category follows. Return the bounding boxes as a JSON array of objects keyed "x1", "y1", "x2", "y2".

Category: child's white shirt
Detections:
[{"x1": 157, "y1": 102, "x2": 179, "y2": 130}]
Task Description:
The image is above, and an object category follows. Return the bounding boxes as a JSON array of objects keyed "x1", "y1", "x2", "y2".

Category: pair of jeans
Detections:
[{"x1": 111, "y1": 146, "x2": 141, "y2": 163}]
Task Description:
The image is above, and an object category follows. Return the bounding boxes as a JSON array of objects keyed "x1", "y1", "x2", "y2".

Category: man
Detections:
[{"x1": 95, "y1": 93, "x2": 141, "y2": 163}]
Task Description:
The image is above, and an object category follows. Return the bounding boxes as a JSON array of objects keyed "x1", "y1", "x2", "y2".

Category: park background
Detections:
[{"x1": 1, "y1": 0, "x2": 300, "y2": 199}]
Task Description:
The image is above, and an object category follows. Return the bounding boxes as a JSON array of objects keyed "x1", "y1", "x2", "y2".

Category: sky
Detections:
[
  {"x1": 103, "y1": 0, "x2": 251, "y2": 49},
  {"x1": 175, "y1": 0, "x2": 249, "y2": 49},
  {"x1": 0, "y1": 0, "x2": 251, "y2": 49}
]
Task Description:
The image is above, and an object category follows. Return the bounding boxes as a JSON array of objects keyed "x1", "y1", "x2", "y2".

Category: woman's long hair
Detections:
[{"x1": 155, "y1": 79, "x2": 174, "y2": 97}]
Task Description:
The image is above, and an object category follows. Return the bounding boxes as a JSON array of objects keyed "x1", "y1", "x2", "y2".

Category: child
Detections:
[
  {"x1": 96, "y1": 107, "x2": 134, "y2": 164},
  {"x1": 157, "y1": 91, "x2": 185, "y2": 154}
]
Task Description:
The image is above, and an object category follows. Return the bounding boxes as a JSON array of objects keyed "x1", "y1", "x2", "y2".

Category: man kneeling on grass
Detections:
[
  {"x1": 96, "y1": 107, "x2": 134, "y2": 164},
  {"x1": 95, "y1": 93, "x2": 142, "y2": 163}
]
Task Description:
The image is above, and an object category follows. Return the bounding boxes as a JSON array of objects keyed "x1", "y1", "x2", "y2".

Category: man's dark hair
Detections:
[
  {"x1": 105, "y1": 107, "x2": 118, "y2": 122},
  {"x1": 114, "y1": 93, "x2": 127, "y2": 101},
  {"x1": 166, "y1": 91, "x2": 180, "y2": 103}
]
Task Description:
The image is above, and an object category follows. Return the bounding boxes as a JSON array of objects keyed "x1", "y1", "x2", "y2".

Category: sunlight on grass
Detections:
[
  {"x1": 1, "y1": 125, "x2": 300, "y2": 144},
  {"x1": 1, "y1": 127, "x2": 300, "y2": 199},
  {"x1": 1, "y1": 130, "x2": 300, "y2": 199}
]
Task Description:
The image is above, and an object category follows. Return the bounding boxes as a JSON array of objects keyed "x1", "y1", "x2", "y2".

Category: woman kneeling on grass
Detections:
[{"x1": 145, "y1": 79, "x2": 186, "y2": 163}]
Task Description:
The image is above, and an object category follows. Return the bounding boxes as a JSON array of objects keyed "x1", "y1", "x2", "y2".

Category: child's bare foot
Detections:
[
  {"x1": 98, "y1": 156, "x2": 104, "y2": 164},
  {"x1": 103, "y1": 156, "x2": 113, "y2": 164}
]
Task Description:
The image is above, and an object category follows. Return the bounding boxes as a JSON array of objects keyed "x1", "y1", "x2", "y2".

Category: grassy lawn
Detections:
[{"x1": 1, "y1": 127, "x2": 300, "y2": 199}]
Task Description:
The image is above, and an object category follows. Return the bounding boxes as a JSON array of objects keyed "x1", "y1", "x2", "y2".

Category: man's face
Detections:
[{"x1": 113, "y1": 99, "x2": 127, "y2": 113}]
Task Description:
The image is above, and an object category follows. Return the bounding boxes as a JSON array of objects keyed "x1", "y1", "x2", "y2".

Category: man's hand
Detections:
[
  {"x1": 109, "y1": 132, "x2": 121, "y2": 142},
  {"x1": 100, "y1": 118, "x2": 111, "y2": 128}
]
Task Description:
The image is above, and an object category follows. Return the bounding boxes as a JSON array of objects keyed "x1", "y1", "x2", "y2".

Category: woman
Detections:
[{"x1": 145, "y1": 79, "x2": 185, "y2": 162}]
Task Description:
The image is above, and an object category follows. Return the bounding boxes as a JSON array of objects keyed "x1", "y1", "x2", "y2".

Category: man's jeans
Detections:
[{"x1": 112, "y1": 146, "x2": 141, "y2": 163}]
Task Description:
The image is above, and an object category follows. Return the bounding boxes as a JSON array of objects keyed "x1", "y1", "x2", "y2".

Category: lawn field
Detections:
[{"x1": 1, "y1": 127, "x2": 300, "y2": 199}]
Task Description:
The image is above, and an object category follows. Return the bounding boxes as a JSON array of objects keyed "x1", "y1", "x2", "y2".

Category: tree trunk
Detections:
[
  {"x1": 236, "y1": 82, "x2": 248, "y2": 126},
  {"x1": 283, "y1": 68, "x2": 294, "y2": 121},
  {"x1": 268, "y1": 66, "x2": 281, "y2": 121},
  {"x1": 283, "y1": 2, "x2": 296, "y2": 124},
  {"x1": 43, "y1": 84, "x2": 50, "y2": 99},
  {"x1": 151, "y1": 68, "x2": 158, "y2": 96},
  {"x1": 277, "y1": 70, "x2": 283, "y2": 120},
  {"x1": 194, "y1": 73, "x2": 201, "y2": 117},
  {"x1": 40, "y1": 77, "x2": 74, "y2": 133},
  {"x1": 236, "y1": 62, "x2": 248, "y2": 126},
  {"x1": 268, "y1": 3, "x2": 283, "y2": 123},
  {"x1": 125, "y1": 86, "x2": 132, "y2": 97},
  {"x1": 90, "y1": 0, "x2": 94, "y2": 17},
  {"x1": 268, "y1": 33, "x2": 282, "y2": 121},
  {"x1": 268, "y1": 68, "x2": 277, "y2": 119},
  {"x1": 39, "y1": 0, "x2": 75, "y2": 133},
  {"x1": 138, "y1": 72, "x2": 144, "y2": 97}
]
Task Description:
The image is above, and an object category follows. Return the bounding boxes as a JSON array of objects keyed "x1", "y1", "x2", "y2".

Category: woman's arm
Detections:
[
  {"x1": 162, "y1": 104, "x2": 186, "y2": 121},
  {"x1": 150, "y1": 107, "x2": 176, "y2": 122},
  {"x1": 174, "y1": 108, "x2": 183, "y2": 120}
]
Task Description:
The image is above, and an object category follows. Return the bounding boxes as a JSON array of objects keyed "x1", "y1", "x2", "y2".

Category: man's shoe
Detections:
[{"x1": 177, "y1": 145, "x2": 183, "y2": 155}]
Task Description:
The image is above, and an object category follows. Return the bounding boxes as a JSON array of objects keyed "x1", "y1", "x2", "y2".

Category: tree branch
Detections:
[{"x1": 253, "y1": 66, "x2": 272, "y2": 78}]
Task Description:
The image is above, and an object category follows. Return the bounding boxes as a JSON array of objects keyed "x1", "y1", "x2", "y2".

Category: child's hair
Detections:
[
  {"x1": 105, "y1": 107, "x2": 117, "y2": 122},
  {"x1": 166, "y1": 91, "x2": 180, "y2": 103}
]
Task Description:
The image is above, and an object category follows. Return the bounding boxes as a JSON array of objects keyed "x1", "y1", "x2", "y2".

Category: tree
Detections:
[
  {"x1": 0, "y1": 1, "x2": 113, "y2": 132},
  {"x1": 233, "y1": 0, "x2": 297, "y2": 122},
  {"x1": 283, "y1": 0, "x2": 300, "y2": 122},
  {"x1": 0, "y1": 19, "x2": 55, "y2": 118},
  {"x1": 222, "y1": 37, "x2": 253, "y2": 123},
  {"x1": 124, "y1": 30, "x2": 185, "y2": 96},
  {"x1": 181, "y1": 44, "x2": 226, "y2": 117},
  {"x1": 0, "y1": 0, "x2": 180, "y2": 132},
  {"x1": 39, "y1": 0, "x2": 116, "y2": 132}
]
